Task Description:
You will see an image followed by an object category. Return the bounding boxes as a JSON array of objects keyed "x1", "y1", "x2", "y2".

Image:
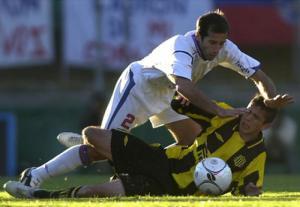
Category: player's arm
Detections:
[
  {"x1": 221, "y1": 40, "x2": 293, "y2": 109},
  {"x1": 170, "y1": 75, "x2": 247, "y2": 117},
  {"x1": 170, "y1": 93, "x2": 214, "y2": 131},
  {"x1": 250, "y1": 70, "x2": 294, "y2": 108}
]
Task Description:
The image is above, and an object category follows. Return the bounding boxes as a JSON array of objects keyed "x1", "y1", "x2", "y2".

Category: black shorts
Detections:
[{"x1": 110, "y1": 129, "x2": 177, "y2": 196}]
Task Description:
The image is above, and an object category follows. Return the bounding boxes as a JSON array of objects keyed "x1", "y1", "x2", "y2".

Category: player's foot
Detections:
[
  {"x1": 32, "y1": 186, "x2": 82, "y2": 198},
  {"x1": 20, "y1": 167, "x2": 41, "y2": 188},
  {"x1": 3, "y1": 181, "x2": 34, "y2": 198},
  {"x1": 57, "y1": 132, "x2": 83, "y2": 148}
]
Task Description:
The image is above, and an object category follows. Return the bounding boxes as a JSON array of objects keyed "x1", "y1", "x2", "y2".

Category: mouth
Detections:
[
  {"x1": 209, "y1": 53, "x2": 218, "y2": 59},
  {"x1": 206, "y1": 55, "x2": 215, "y2": 60}
]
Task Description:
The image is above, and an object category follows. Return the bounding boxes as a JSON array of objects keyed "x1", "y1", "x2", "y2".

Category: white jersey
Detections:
[
  {"x1": 101, "y1": 30, "x2": 261, "y2": 131},
  {"x1": 139, "y1": 30, "x2": 260, "y2": 84}
]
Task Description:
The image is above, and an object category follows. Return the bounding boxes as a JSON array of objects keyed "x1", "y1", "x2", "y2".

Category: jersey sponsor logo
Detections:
[
  {"x1": 235, "y1": 60, "x2": 251, "y2": 75},
  {"x1": 233, "y1": 155, "x2": 246, "y2": 168}
]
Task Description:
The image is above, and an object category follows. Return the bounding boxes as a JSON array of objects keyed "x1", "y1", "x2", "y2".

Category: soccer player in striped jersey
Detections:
[
  {"x1": 167, "y1": 94, "x2": 277, "y2": 195},
  {"x1": 57, "y1": 9, "x2": 293, "y2": 149},
  {"x1": 3, "y1": 94, "x2": 277, "y2": 198}
]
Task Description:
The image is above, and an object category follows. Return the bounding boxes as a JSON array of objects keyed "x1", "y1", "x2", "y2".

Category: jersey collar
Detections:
[
  {"x1": 245, "y1": 132, "x2": 264, "y2": 149},
  {"x1": 192, "y1": 33, "x2": 206, "y2": 60}
]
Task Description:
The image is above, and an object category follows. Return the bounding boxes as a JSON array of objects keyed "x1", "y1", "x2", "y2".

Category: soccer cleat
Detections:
[
  {"x1": 3, "y1": 181, "x2": 34, "y2": 198},
  {"x1": 57, "y1": 132, "x2": 83, "y2": 148},
  {"x1": 20, "y1": 167, "x2": 41, "y2": 188}
]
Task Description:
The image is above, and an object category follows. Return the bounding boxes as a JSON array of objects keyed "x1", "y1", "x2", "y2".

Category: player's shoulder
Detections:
[
  {"x1": 223, "y1": 39, "x2": 239, "y2": 52},
  {"x1": 169, "y1": 31, "x2": 195, "y2": 54},
  {"x1": 154, "y1": 34, "x2": 192, "y2": 55},
  {"x1": 217, "y1": 39, "x2": 241, "y2": 60},
  {"x1": 171, "y1": 33, "x2": 192, "y2": 48}
]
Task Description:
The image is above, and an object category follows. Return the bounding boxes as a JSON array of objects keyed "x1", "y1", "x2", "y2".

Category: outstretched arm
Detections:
[
  {"x1": 250, "y1": 70, "x2": 294, "y2": 108},
  {"x1": 250, "y1": 69, "x2": 276, "y2": 99},
  {"x1": 171, "y1": 75, "x2": 247, "y2": 117}
]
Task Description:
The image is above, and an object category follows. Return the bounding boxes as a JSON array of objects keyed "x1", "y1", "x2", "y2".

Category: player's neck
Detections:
[{"x1": 239, "y1": 131, "x2": 260, "y2": 143}]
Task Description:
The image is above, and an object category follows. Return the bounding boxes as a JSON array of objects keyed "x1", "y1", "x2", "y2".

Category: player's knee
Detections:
[
  {"x1": 82, "y1": 126, "x2": 108, "y2": 145},
  {"x1": 85, "y1": 144, "x2": 102, "y2": 162},
  {"x1": 82, "y1": 126, "x2": 98, "y2": 144}
]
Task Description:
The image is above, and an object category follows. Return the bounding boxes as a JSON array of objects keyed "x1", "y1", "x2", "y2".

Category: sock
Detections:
[{"x1": 31, "y1": 145, "x2": 89, "y2": 183}]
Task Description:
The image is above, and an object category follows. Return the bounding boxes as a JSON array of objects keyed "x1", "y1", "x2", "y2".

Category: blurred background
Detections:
[{"x1": 0, "y1": 0, "x2": 299, "y2": 176}]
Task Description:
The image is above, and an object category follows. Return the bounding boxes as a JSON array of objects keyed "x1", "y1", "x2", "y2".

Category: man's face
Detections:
[
  {"x1": 239, "y1": 104, "x2": 268, "y2": 136},
  {"x1": 199, "y1": 31, "x2": 227, "y2": 60}
]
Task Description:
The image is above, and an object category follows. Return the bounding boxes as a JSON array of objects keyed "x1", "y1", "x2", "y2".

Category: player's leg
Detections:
[
  {"x1": 100, "y1": 67, "x2": 148, "y2": 131},
  {"x1": 82, "y1": 127, "x2": 113, "y2": 160},
  {"x1": 58, "y1": 65, "x2": 148, "y2": 148},
  {"x1": 3, "y1": 179, "x2": 125, "y2": 199},
  {"x1": 74, "y1": 174, "x2": 165, "y2": 197},
  {"x1": 40, "y1": 179, "x2": 125, "y2": 198},
  {"x1": 150, "y1": 108, "x2": 202, "y2": 146},
  {"x1": 19, "y1": 144, "x2": 102, "y2": 188},
  {"x1": 75, "y1": 179, "x2": 125, "y2": 197},
  {"x1": 166, "y1": 118, "x2": 202, "y2": 146}
]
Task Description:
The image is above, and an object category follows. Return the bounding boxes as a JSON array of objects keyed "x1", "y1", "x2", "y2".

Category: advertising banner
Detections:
[
  {"x1": 0, "y1": 0, "x2": 54, "y2": 67},
  {"x1": 63, "y1": 0, "x2": 213, "y2": 70}
]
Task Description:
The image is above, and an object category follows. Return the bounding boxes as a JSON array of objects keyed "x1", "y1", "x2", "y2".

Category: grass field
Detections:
[{"x1": 0, "y1": 174, "x2": 300, "y2": 207}]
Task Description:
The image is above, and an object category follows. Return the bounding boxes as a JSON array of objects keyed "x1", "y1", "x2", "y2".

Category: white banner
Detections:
[
  {"x1": 62, "y1": 0, "x2": 98, "y2": 66},
  {"x1": 63, "y1": 0, "x2": 214, "y2": 70},
  {"x1": 0, "y1": 0, "x2": 54, "y2": 67}
]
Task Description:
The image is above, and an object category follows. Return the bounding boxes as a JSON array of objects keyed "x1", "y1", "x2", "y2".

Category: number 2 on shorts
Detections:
[{"x1": 121, "y1": 113, "x2": 135, "y2": 129}]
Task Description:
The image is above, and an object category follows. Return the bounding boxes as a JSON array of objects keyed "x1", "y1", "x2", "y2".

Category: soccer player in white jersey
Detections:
[
  {"x1": 21, "y1": 10, "x2": 291, "y2": 188},
  {"x1": 58, "y1": 9, "x2": 291, "y2": 147}
]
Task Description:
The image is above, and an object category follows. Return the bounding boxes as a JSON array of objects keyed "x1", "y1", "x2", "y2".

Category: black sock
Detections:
[{"x1": 33, "y1": 186, "x2": 82, "y2": 198}]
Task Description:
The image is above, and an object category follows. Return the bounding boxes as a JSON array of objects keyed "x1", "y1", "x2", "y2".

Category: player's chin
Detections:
[{"x1": 207, "y1": 55, "x2": 217, "y2": 60}]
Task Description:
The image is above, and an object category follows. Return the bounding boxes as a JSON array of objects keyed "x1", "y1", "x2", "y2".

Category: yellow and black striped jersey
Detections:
[{"x1": 165, "y1": 99, "x2": 266, "y2": 195}]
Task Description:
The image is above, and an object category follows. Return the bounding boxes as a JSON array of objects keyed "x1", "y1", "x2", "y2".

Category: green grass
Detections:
[{"x1": 1, "y1": 174, "x2": 300, "y2": 207}]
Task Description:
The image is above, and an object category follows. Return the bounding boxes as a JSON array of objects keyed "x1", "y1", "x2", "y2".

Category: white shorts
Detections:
[
  {"x1": 101, "y1": 62, "x2": 188, "y2": 131},
  {"x1": 149, "y1": 107, "x2": 189, "y2": 128}
]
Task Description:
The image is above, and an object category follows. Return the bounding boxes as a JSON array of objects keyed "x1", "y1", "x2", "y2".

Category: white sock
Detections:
[{"x1": 31, "y1": 145, "x2": 83, "y2": 183}]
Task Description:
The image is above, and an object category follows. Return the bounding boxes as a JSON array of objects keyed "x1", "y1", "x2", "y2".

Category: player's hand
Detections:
[
  {"x1": 217, "y1": 107, "x2": 248, "y2": 117},
  {"x1": 264, "y1": 94, "x2": 294, "y2": 109},
  {"x1": 244, "y1": 182, "x2": 262, "y2": 196},
  {"x1": 175, "y1": 95, "x2": 190, "y2": 107}
]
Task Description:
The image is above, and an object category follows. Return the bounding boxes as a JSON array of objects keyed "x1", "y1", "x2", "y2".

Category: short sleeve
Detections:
[
  {"x1": 162, "y1": 35, "x2": 194, "y2": 81},
  {"x1": 219, "y1": 40, "x2": 261, "y2": 79}
]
